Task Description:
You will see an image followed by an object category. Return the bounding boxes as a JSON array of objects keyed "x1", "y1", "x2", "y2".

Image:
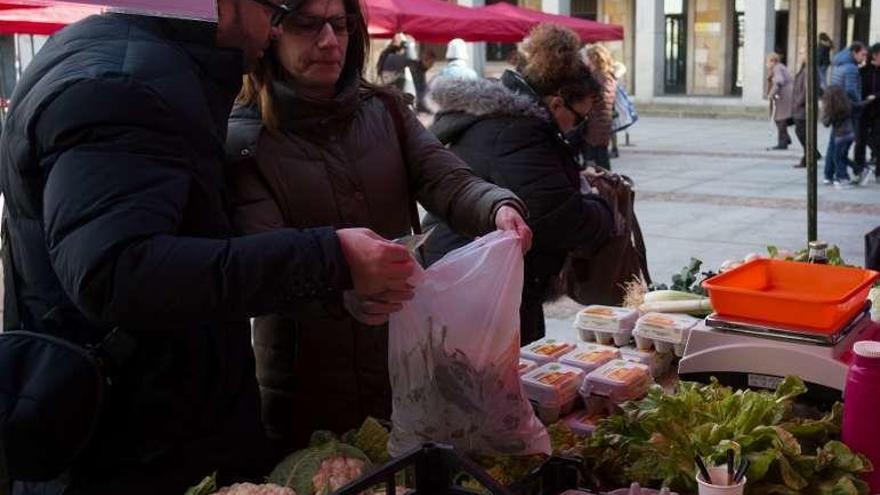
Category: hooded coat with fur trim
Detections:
[{"x1": 422, "y1": 73, "x2": 613, "y2": 345}]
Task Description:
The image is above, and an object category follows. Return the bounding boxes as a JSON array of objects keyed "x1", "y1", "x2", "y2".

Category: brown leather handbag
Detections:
[{"x1": 559, "y1": 170, "x2": 651, "y2": 306}]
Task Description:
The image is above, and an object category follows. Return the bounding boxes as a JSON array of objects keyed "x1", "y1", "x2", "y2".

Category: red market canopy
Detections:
[
  {"x1": 0, "y1": 0, "x2": 57, "y2": 8},
  {"x1": 0, "y1": 2, "x2": 100, "y2": 34},
  {"x1": 480, "y1": 3, "x2": 624, "y2": 42},
  {"x1": 0, "y1": 0, "x2": 214, "y2": 22},
  {"x1": 365, "y1": 0, "x2": 534, "y2": 43}
]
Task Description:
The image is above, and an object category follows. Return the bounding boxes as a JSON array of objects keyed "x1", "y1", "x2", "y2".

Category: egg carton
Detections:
[
  {"x1": 632, "y1": 327, "x2": 692, "y2": 357},
  {"x1": 577, "y1": 326, "x2": 633, "y2": 347}
]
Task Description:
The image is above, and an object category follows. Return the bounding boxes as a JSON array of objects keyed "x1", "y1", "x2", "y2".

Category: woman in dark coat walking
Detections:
[
  {"x1": 767, "y1": 52, "x2": 795, "y2": 150},
  {"x1": 422, "y1": 24, "x2": 614, "y2": 345}
]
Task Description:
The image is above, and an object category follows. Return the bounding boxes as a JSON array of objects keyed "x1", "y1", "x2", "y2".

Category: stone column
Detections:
[
  {"x1": 633, "y1": 0, "x2": 664, "y2": 100},
  {"x1": 742, "y1": 0, "x2": 775, "y2": 105},
  {"x1": 719, "y1": 0, "x2": 734, "y2": 95},
  {"x1": 541, "y1": 0, "x2": 571, "y2": 16},
  {"x1": 871, "y1": 1, "x2": 880, "y2": 46},
  {"x1": 456, "y1": 0, "x2": 486, "y2": 77}
]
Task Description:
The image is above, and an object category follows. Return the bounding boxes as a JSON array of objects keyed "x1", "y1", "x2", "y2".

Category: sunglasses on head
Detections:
[
  {"x1": 248, "y1": 0, "x2": 292, "y2": 27},
  {"x1": 284, "y1": 13, "x2": 361, "y2": 37}
]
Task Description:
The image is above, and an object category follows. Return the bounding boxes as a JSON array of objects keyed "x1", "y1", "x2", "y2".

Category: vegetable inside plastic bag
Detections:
[{"x1": 388, "y1": 231, "x2": 551, "y2": 457}]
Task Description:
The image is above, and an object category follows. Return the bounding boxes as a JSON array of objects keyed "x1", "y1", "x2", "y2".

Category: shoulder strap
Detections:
[
  {"x1": 377, "y1": 92, "x2": 422, "y2": 235},
  {"x1": 630, "y1": 214, "x2": 652, "y2": 285},
  {"x1": 620, "y1": 174, "x2": 652, "y2": 285}
]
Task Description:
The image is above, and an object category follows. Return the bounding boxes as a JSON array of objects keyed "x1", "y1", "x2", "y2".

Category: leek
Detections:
[
  {"x1": 642, "y1": 290, "x2": 706, "y2": 303},
  {"x1": 639, "y1": 297, "x2": 713, "y2": 316}
]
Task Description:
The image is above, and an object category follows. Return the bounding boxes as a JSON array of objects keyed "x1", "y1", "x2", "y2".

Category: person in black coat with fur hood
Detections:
[{"x1": 422, "y1": 24, "x2": 614, "y2": 345}]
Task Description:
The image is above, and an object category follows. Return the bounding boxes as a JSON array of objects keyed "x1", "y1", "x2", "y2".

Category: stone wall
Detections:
[
  {"x1": 598, "y1": 0, "x2": 633, "y2": 90},
  {"x1": 688, "y1": 0, "x2": 731, "y2": 95},
  {"x1": 791, "y1": 0, "x2": 839, "y2": 71}
]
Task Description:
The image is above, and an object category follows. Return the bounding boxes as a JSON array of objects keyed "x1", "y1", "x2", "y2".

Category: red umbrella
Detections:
[
  {"x1": 0, "y1": 2, "x2": 101, "y2": 35},
  {"x1": 365, "y1": 0, "x2": 534, "y2": 43},
  {"x1": 480, "y1": 3, "x2": 623, "y2": 42}
]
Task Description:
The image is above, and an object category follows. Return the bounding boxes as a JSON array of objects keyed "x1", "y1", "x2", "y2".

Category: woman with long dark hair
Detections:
[
  {"x1": 226, "y1": 0, "x2": 530, "y2": 450},
  {"x1": 823, "y1": 84, "x2": 875, "y2": 188}
]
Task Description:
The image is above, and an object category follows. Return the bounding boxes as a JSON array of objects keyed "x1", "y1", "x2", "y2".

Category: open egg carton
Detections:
[
  {"x1": 561, "y1": 485, "x2": 677, "y2": 495},
  {"x1": 632, "y1": 313, "x2": 700, "y2": 357},
  {"x1": 574, "y1": 306, "x2": 640, "y2": 346}
]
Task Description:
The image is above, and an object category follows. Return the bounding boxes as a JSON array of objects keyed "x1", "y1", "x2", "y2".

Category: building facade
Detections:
[
  {"x1": 454, "y1": 0, "x2": 880, "y2": 112},
  {"x1": 5, "y1": 2, "x2": 880, "y2": 116}
]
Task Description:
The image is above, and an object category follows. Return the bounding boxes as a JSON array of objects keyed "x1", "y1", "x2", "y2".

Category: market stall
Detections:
[
  {"x1": 183, "y1": 236, "x2": 880, "y2": 495},
  {"x1": 364, "y1": 0, "x2": 535, "y2": 43},
  {"x1": 2, "y1": 1, "x2": 867, "y2": 494},
  {"x1": 478, "y1": 3, "x2": 623, "y2": 43},
  {"x1": 364, "y1": 0, "x2": 623, "y2": 43},
  {"x1": 0, "y1": 1, "x2": 100, "y2": 35}
]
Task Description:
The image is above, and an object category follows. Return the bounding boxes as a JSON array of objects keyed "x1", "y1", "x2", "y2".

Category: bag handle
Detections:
[
  {"x1": 0, "y1": 428, "x2": 9, "y2": 495},
  {"x1": 630, "y1": 213, "x2": 652, "y2": 286},
  {"x1": 377, "y1": 92, "x2": 422, "y2": 236},
  {"x1": 1, "y1": 214, "x2": 135, "y2": 371},
  {"x1": 618, "y1": 176, "x2": 651, "y2": 285}
]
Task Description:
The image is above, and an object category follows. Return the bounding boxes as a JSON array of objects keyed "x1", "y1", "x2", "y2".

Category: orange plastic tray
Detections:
[{"x1": 702, "y1": 259, "x2": 879, "y2": 334}]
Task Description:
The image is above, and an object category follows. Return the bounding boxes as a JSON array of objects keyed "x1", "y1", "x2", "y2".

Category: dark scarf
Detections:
[{"x1": 272, "y1": 75, "x2": 363, "y2": 136}]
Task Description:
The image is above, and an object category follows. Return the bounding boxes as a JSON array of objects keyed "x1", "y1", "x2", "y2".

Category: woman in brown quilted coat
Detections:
[
  {"x1": 582, "y1": 44, "x2": 618, "y2": 170},
  {"x1": 225, "y1": 0, "x2": 530, "y2": 452}
]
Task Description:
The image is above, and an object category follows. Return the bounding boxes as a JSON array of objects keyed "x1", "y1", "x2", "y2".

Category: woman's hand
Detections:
[
  {"x1": 337, "y1": 228, "x2": 415, "y2": 298},
  {"x1": 343, "y1": 289, "x2": 413, "y2": 326},
  {"x1": 494, "y1": 205, "x2": 533, "y2": 253}
]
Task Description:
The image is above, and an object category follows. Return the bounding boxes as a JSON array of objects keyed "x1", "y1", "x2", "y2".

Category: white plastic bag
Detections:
[{"x1": 388, "y1": 231, "x2": 551, "y2": 457}]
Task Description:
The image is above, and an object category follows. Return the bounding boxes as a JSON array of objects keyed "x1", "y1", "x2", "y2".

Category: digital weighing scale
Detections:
[{"x1": 678, "y1": 303, "x2": 879, "y2": 403}]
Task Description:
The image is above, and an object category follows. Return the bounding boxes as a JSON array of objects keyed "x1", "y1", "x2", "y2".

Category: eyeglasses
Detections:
[
  {"x1": 564, "y1": 102, "x2": 590, "y2": 127},
  {"x1": 249, "y1": 0, "x2": 292, "y2": 27},
  {"x1": 284, "y1": 14, "x2": 361, "y2": 37}
]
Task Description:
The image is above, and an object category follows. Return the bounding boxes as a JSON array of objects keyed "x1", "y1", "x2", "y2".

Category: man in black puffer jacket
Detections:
[
  {"x1": 1, "y1": 3, "x2": 415, "y2": 494},
  {"x1": 422, "y1": 68, "x2": 613, "y2": 345}
]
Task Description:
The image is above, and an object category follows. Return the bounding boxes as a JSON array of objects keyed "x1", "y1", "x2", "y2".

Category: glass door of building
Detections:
[
  {"x1": 664, "y1": 0, "x2": 687, "y2": 94},
  {"x1": 731, "y1": 0, "x2": 745, "y2": 95},
  {"x1": 842, "y1": 0, "x2": 870, "y2": 48}
]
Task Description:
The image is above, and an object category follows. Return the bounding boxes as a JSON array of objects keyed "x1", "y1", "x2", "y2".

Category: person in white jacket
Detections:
[{"x1": 436, "y1": 38, "x2": 479, "y2": 81}]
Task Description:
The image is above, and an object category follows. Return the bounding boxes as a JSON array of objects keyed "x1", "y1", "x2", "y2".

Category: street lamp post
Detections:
[{"x1": 806, "y1": 0, "x2": 818, "y2": 241}]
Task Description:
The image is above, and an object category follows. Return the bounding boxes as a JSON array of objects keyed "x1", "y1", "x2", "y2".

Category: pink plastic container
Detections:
[{"x1": 842, "y1": 340, "x2": 880, "y2": 493}]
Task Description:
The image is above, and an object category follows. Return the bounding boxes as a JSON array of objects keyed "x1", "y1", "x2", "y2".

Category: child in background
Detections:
[{"x1": 822, "y1": 85, "x2": 876, "y2": 189}]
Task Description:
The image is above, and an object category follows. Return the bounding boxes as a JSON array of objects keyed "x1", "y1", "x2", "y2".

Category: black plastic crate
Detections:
[
  {"x1": 507, "y1": 457, "x2": 585, "y2": 495},
  {"x1": 333, "y1": 444, "x2": 588, "y2": 495}
]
